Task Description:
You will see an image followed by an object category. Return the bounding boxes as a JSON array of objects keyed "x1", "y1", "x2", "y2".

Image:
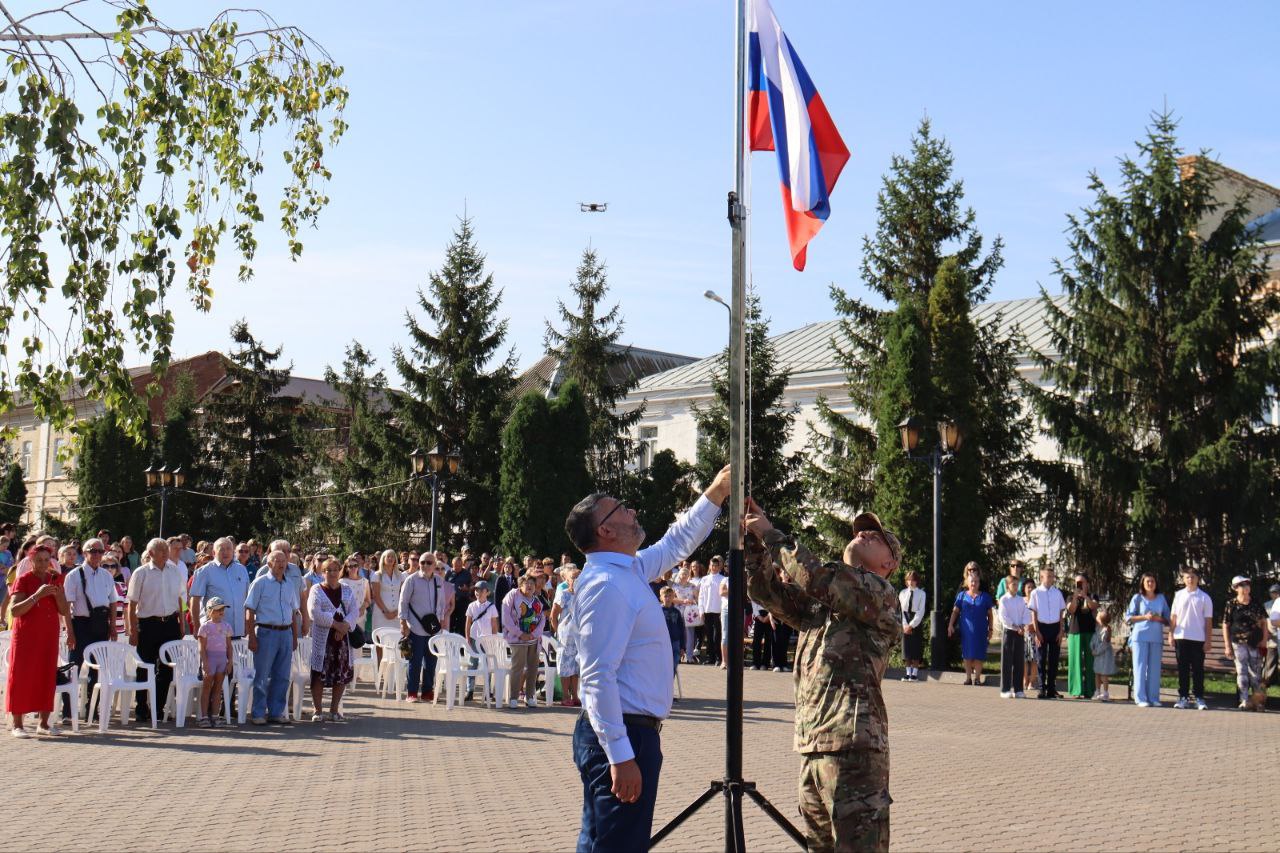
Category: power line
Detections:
[{"x1": 0, "y1": 476, "x2": 418, "y2": 512}]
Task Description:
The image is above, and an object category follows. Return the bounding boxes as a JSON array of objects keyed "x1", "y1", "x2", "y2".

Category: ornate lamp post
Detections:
[
  {"x1": 410, "y1": 446, "x2": 461, "y2": 552},
  {"x1": 898, "y1": 416, "x2": 964, "y2": 673},
  {"x1": 144, "y1": 463, "x2": 186, "y2": 538}
]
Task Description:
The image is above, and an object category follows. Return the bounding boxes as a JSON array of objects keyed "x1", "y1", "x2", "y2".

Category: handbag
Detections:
[
  {"x1": 684, "y1": 605, "x2": 703, "y2": 628},
  {"x1": 55, "y1": 662, "x2": 75, "y2": 686},
  {"x1": 408, "y1": 576, "x2": 442, "y2": 637},
  {"x1": 348, "y1": 625, "x2": 366, "y2": 649}
]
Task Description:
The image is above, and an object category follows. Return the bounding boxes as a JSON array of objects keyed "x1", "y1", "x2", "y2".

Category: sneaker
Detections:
[
  {"x1": 1014, "y1": 692, "x2": 1026, "y2": 699},
  {"x1": 1098, "y1": 694, "x2": 1111, "y2": 703},
  {"x1": 311, "y1": 713, "x2": 326, "y2": 722},
  {"x1": 1239, "y1": 701, "x2": 1248, "y2": 710},
  {"x1": 901, "y1": 675, "x2": 911, "y2": 682},
  {"x1": 526, "y1": 698, "x2": 537, "y2": 709},
  {"x1": 751, "y1": 665, "x2": 761, "y2": 671},
  {"x1": 1195, "y1": 698, "x2": 1209, "y2": 711},
  {"x1": 268, "y1": 716, "x2": 291, "y2": 725},
  {"x1": 772, "y1": 666, "x2": 783, "y2": 673},
  {"x1": 331, "y1": 712, "x2": 346, "y2": 722},
  {"x1": 198, "y1": 717, "x2": 212, "y2": 729},
  {"x1": 405, "y1": 694, "x2": 418, "y2": 702},
  {"x1": 1136, "y1": 701, "x2": 1152, "y2": 708},
  {"x1": 508, "y1": 699, "x2": 519, "y2": 709},
  {"x1": 35, "y1": 724, "x2": 59, "y2": 737},
  {"x1": 251, "y1": 716, "x2": 268, "y2": 725},
  {"x1": 11, "y1": 728, "x2": 29, "y2": 739},
  {"x1": 999, "y1": 691, "x2": 1012, "y2": 699},
  {"x1": 1173, "y1": 698, "x2": 1190, "y2": 710}
]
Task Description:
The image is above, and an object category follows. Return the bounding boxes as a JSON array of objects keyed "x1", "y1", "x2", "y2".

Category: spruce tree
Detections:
[
  {"x1": 544, "y1": 247, "x2": 643, "y2": 492},
  {"x1": 313, "y1": 342, "x2": 401, "y2": 551},
  {"x1": 624, "y1": 449, "x2": 693, "y2": 544},
  {"x1": 198, "y1": 321, "x2": 299, "y2": 539},
  {"x1": 805, "y1": 118, "x2": 1036, "y2": 589},
  {"x1": 693, "y1": 294, "x2": 803, "y2": 557},
  {"x1": 393, "y1": 217, "x2": 517, "y2": 550},
  {"x1": 1031, "y1": 113, "x2": 1280, "y2": 600},
  {"x1": 70, "y1": 410, "x2": 150, "y2": 539},
  {"x1": 0, "y1": 462, "x2": 26, "y2": 527},
  {"x1": 499, "y1": 380, "x2": 591, "y2": 557}
]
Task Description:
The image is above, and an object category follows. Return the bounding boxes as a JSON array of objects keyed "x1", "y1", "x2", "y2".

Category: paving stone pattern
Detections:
[{"x1": 4, "y1": 665, "x2": 1277, "y2": 852}]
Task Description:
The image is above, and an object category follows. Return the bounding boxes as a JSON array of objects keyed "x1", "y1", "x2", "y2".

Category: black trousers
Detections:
[
  {"x1": 65, "y1": 615, "x2": 110, "y2": 718},
  {"x1": 1036, "y1": 621, "x2": 1061, "y2": 695},
  {"x1": 703, "y1": 612, "x2": 723, "y2": 664},
  {"x1": 1264, "y1": 644, "x2": 1279, "y2": 687},
  {"x1": 136, "y1": 614, "x2": 182, "y2": 719},
  {"x1": 1175, "y1": 638, "x2": 1205, "y2": 699},
  {"x1": 751, "y1": 618, "x2": 772, "y2": 667},
  {"x1": 772, "y1": 619, "x2": 793, "y2": 670},
  {"x1": 1000, "y1": 629, "x2": 1026, "y2": 694}
]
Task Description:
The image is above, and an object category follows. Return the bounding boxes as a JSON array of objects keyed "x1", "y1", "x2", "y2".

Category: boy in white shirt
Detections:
[
  {"x1": 463, "y1": 581, "x2": 499, "y2": 702},
  {"x1": 1169, "y1": 567, "x2": 1213, "y2": 710},
  {"x1": 997, "y1": 573, "x2": 1031, "y2": 698},
  {"x1": 1027, "y1": 567, "x2": 1067, "y2": 699}
]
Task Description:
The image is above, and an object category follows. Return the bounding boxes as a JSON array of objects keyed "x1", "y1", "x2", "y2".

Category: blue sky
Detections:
[{"x1": 147, "y1": 0, "x2": 1280, "y2": 381}]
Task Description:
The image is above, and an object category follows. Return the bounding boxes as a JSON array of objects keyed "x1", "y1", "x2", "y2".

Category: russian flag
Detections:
[{"x1": 748, "y1": 0, "x2": 849, "y2": 271}]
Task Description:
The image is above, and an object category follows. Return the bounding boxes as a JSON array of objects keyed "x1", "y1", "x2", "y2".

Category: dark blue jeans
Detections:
[
  {"x1": 405, "y1": 633, "x2": 438, "y2": 696},
  {"x1": 573, "y1": 714, "x2": 663, "y2": 853}
]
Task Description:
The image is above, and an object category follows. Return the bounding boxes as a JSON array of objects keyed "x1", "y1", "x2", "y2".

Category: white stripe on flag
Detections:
[{"x1": 752, "y1": 0, "x2": 814, "y2": 212}]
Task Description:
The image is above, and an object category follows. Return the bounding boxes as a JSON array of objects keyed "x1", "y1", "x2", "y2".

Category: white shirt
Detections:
[
  {"x1": 698, "y1": 571, "x2": 725, "y2": 614},
  {"x1": 126, "y1": 560, "x2": 189, "y2": 618},
  {"x1": 899, "y1": 587, "x2": 926, "y2": 629},
  {"x1": 1170, "y1": 587, "x2": 1213, "y2": 641},
  {"x1": 1027, "y1": 585, "x2": 1066, "y2": 625},
  {"x1": 577, "y1": 495, "x2": 721, "y2": 764},
  {"x1": 466, "y1": 598, "x2": 498, "y2": 643},
  {"x1": 998, "y1": 592, "x2": 1031, "y2": 629},
  {"x1": 64, "y1": 564, "x2": 121, "y2": 618}
]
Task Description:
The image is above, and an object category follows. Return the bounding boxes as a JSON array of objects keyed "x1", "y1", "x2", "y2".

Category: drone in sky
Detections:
[{"x1": 579, "y1": 202, "x2": 608, "y2": 213}]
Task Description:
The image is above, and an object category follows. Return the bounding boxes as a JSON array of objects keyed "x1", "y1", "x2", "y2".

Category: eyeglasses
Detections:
[
  {"x1": 102, "y1": 563, "x2": 119, "y2": 569},
  {"x1": 597, "y1": 499, "x2": 627, "y2": 528},
  {"x1": 86, "y1": 548, "x2": 105, "y2": 554}
]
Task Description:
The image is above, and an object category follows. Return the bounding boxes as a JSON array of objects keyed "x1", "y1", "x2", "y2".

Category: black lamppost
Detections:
[
  {"x1": 898, "y1": 416, "x2": 963, "y2": 673},
  {"x1": 410, "y1": 446, "x2": 461, "y2": 552},
  {"x1": 144, "y1": 463, "x2": 186, "y2": 538}
]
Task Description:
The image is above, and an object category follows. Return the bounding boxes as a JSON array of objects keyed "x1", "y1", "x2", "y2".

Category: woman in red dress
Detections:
[{"x1": 7, "y1": 543, "x2": 71, "y2": 738}]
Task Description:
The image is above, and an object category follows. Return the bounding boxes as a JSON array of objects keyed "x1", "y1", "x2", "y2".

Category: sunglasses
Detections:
[
  {"x1": 597, "y1": 499, "x2": 627, "y2": 528},
  {"x1": 102, "y1": 563, "x2": 119, "y2": 569},
  {"x1": 86, "y1": 548, "x2": 105, "y2": 554}
]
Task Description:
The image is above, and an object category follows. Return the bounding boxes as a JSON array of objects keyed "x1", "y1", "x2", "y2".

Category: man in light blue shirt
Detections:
[
  {"x1": 255, "y1": 538, "x2": 309, "y2": 637},
  {"x1": 567, "y1": 464, "x2": 731, "y2": 852},
  {"x1": 245, "y1": 550, "x2": 299, "y2": 725},
  {"x1": 190, "y1": 537, "x2": 250, "y2": 637}
]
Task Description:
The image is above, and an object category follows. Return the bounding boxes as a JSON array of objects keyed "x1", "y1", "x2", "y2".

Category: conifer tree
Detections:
[
  {"x1": 198, "y1": 321, "x2": 299, "y2": 539},
  {"x1": 0, "y1": 462, "x2": 26, "y2": 527},
  {"x1": 393, "y1": 217, "x2": 517, "y2": 550},
  {"x1": 804, "y1": 119, "x2": 1036, "y2": 590},
  {"x1": 69, "y1": 410, "x2": 149, "y2": 539},
  {"x1": 1031, "y1": 114, "x2": 1280, "y2": 600},
  {"x1": 693, "y1": 294, "x2": 802, "y2": 556},
  {"x1": 313, "y1": 343, "x2": 401, "y2": 551},
  {"x1": 499, "y1": 380, "x2": 591, "y2": 557},
  {"x1": 624, "y1": 449, "x2": 694, "y2": 544},
  {"x1": 544, "y1": 247, "x2": 642, "y2": 492}
]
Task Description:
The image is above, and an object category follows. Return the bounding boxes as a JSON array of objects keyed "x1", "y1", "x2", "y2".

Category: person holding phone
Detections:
[{"x1": 1065, "y1": 573, "x2": 1099, "y2": 698}]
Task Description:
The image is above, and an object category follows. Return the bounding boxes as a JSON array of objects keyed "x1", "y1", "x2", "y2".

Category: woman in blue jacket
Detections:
[{"x1": 1125, "y1": 572, "x2": 1169, "y2": 707}]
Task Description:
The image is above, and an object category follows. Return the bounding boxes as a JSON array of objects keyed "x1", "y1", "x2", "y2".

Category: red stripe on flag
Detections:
[
  {"x1": 748, "y1": 90, "x2": 774, "y2": 152},
  {"x1": 807, "y1": 93, "x2": 849, "y2": 195},
  {"x1": 780, "y1": 183, "x2": 824, "y2": 272}
]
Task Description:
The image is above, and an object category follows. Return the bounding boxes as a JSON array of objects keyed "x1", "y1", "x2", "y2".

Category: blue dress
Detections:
[{"x1": 954, "y1": 590, "x2": 995, "y2": 661}]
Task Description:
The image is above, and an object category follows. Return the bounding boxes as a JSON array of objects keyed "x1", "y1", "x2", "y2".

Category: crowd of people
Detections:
[
  {"x1": 917, "y1": 559, "x2": 1279, "y2": 709},
  {"x1": 0, "y1": 523, "x2": 778, "y2": 737}
]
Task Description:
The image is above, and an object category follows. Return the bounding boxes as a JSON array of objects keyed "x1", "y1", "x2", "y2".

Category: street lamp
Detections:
[
  {"x1": 144, "y1": 463, "x2": 186, "y2": 538},
  {"x1": 898, "y1": 415, "x2": 963, "y2": 674},
  {"x1": 411, "y1": 445, "x2": 461, "y2": 551}
]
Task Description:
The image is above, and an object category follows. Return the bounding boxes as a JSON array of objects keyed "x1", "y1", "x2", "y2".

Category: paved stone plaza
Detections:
[{"x1": 5, "y1": 664, "x2": 1277, "y2": 852}]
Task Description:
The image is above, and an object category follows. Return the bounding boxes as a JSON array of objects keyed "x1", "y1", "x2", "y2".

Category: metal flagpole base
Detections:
[{"x1": 650, "y1": 778, "x2": 806, "y2": 852}]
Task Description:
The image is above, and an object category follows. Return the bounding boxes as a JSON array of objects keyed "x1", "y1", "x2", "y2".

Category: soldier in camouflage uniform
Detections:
[{"x1": 743, "y1": 499, "x2": 902, "y2": 853}]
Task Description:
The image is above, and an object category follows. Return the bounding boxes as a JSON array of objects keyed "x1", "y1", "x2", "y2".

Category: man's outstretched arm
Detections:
[{"x1": 636, "y1": 465, "x2": 732, "y2": 582}]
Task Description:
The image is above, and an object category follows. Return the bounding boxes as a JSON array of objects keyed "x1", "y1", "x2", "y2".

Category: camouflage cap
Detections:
[{"x1": 852, "y1": 512, "x2": 902, "y2": 566}]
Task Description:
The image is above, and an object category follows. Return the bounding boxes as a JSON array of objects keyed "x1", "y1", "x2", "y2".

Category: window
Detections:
[
  {"x1": 19, "y1": 441, "x2": 31, "y2": 477},
  {"x1": 637, "y1": 426, "x2": 658, "y2": 470},
  {"x1": 51, "y1": 438, "x2": 67, "y2": 477}
]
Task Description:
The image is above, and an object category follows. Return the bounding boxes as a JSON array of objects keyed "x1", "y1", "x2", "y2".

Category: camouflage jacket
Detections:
[{"x1": 745, "y1": 529, "x2": 900, "y2": 755}]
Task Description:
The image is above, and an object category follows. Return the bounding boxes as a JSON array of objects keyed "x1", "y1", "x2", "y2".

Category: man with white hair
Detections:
[
  {"x1": 127, "y1": 537, "x2": 188, "y2": 723},
  {"x1": 64, "y1": 537, "x2": 119, "y2": 718},
  {"x1": 257, "y1": 538, "x2": 309, "y2": 637},
  {"x1": 190, "y1": 537, "x2": 250, "y2": 639}
]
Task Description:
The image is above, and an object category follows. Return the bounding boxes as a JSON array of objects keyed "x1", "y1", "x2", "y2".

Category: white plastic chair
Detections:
[
  {"x1": 674, "y1": 667, "x2": 683, "y2": 701},
  {"x1": 477, "y1": 634, "x2": 513, "y2": 707},
  {"x1": 228, "y1": 638, "x2": 256, "y2": 725},
  {"x1": 352, "y1": 640, "x2": 378, "y2": 687},
  {"x1": 84, "y1": 640, "x2": 158, "y2": 733},
  {"x1": 289, "y1": 636, "x2": 313, "y2": 721},
  {"x1": 373, "y1": 628, "x2": 405, "y2": 701},
  {"x1": 538, "y1": 635, "x2": 560, "y2": 705},
  {"x1": 55, "y1": 635, "x2": 80, "y2": 733},
  {"x1": 429, "y1": 631, "x2": 489, "y2": 710},
  {"x1": 161, "y1": 638, "x2": 229, "y2": 728}
]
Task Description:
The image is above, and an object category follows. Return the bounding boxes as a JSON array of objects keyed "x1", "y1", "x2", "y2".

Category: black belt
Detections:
[
  {"x1": 139, "y1": 613, "x2": 179, "y2": 623},
  {"x1": 256, "y1": 624, "x2": 291, "y2": 631},
  {"x1": 622, "y1": 713, "x2": 663, "y2": 733}
]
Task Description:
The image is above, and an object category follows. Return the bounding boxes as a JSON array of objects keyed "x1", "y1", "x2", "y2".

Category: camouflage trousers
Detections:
[{"x1": 797, "y1": 748, "x2": 891, "y2": 853}]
